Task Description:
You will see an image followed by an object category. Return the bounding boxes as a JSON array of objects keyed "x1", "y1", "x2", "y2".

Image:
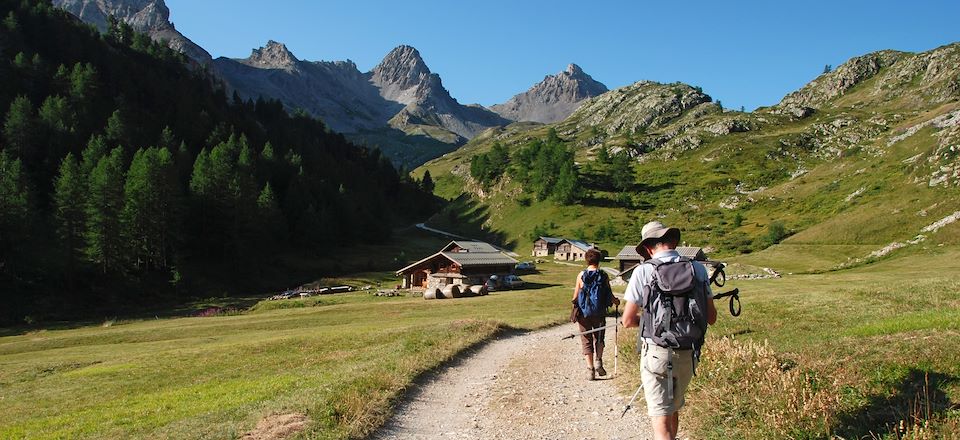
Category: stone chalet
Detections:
[
  {"x1": 555, "y1": 239, "x2": 596, "y2": 261},
  {"x1": 396, "y1": 240, "x2": 517, "y2": 290},
  {"x1": 531, "y1": 236, "x2": 563, "y2": 257}
]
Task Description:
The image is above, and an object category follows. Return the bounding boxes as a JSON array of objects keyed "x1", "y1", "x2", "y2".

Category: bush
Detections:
[{"x1": 765, "y1": 220, "x2": 789, "y2": 246}]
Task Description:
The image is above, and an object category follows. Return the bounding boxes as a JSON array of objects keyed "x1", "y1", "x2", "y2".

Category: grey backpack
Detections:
[{"x1": 638, "y1": 258, "x2": 709, "y2": 360}]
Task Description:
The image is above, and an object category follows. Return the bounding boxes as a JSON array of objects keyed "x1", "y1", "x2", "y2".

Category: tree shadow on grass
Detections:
[
  {"x1": 426, "y1": 194, "x2": 517, "y2": 250},
  {"x1": 518, "y1": 281, "x2": 562, "y2": 291},
  {"x1": 833, "y1": 369, "x2": 958, "y2": 439}
]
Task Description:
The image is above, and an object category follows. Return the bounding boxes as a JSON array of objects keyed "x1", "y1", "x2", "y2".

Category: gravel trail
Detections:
[{"x1": 371, "y1": 321, "x2": 655, "y2": 439}]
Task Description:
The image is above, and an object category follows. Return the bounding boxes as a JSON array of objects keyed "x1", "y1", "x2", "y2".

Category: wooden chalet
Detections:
[
  {"x1": 396, "y1": 240, "x2": 517, "y2": 290},
  {"x1": 532, "y1": 236, "x2": 563, "y2": 257},
  {"x1": 555, "y1": 239, "x2": 596, "y2": 261},
  {"x1": 614, "y1": 245, "x2": 645, "y2": 272}
]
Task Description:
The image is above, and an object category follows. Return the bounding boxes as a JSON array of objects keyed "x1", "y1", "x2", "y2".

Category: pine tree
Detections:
[
  {"x1": 256, "y1": 182, "x2": 285, "y2": 248},
  {"x1": 53, "y1": 153, "x2": 86, "y2": 279},
  {"x1": 597, "y1": 144, "x2": 612, "y2": 166},
  {"x1": 610, "y1": 152, "x2": 635, "y2": 192},
  {"x1": 104, "y1": 108, "x2": 131, "y2": 147},
  {"x1": 553, "y1": 160, "x2": 579, "y2": 205},
  {"x1": 121, "y1": 147, "x2": 180, "y2": 271},
  {"x1": 0, "y1": 151, "x2": 32, "y2": 272},
  {"x1": 81, "y1": 134, "x2": 108, "y2": 174},
  {"x1": 85, "y1": 147, "x2": 126, "y2": 274},
  {"x1": 3, "y1": 95, "x2": 35, "y2": 160},
  {"x1": 420, "y1": 170, "x2": 434, "y2": 193}
]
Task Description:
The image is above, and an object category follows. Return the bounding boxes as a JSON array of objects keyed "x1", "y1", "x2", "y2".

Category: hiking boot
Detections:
[
  {"x1": 595, "y1": 362, "x2": 607, "y2": 377},
  {"x1": 587, "y1": 367, "x2": 595, "y2": 381}
]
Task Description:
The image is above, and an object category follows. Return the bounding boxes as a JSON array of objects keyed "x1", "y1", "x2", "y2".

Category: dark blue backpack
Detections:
[{"x1": 577, "y1": 269, "x2": 611, "y2": 317}]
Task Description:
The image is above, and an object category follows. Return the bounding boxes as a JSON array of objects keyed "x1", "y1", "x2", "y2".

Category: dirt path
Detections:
[{"x1": 371, "y1": 322, "x2": 655, "y2": 440}]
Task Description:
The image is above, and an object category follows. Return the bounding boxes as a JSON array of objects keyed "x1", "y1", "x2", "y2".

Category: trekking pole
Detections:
[
  {"x1": 614, "y1": 303, "x2": 619, "y2": 378},
  {"x1": 560, "y1": 323, "x2": 618, "y2": 340},
  {"x1": 621, "y1": 382, "x2": 644, "y2": 418}
]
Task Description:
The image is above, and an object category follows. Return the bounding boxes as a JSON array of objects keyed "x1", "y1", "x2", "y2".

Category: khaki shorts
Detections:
[{"x1": 641, "y1": 343, "x2": 694, "y2": 417}]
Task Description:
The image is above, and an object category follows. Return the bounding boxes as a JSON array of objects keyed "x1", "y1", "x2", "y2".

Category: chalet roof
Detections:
[
  {"x1": 442, "y1": 251, "x2": 517, "y2": 266},
  {"x1": 537, "y1": 236, "x2": 563, "y2": 244},
  {"x1": 677, "y1": 246, "x2": 706, "y2": 260},
  {"x1": 615, "y1": 245, "x2": 644, "y2": 261},
  {"x1": 396, "y1": 242, "x2": 517, "y2": 275},
  {"x1": 561, "y1": 239, "x2": 594, "y2": 252},
  {"x1": 443, "y1": 240, "x2": 501, "y2": 253}
]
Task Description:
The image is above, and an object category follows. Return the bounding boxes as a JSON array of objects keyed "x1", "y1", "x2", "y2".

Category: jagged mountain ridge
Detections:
[
  {"x1": 491, "y1": 63, "x2": 609, "y2": 123},
  {"x1": 216, "y1": 43, "x2": 509, "y2": 142},
  {"x1": 52, "y1": 0, "x2": 214, "y2": 68}
]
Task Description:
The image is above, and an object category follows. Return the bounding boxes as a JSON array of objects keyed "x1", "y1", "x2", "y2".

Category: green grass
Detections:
[
  {"x1": 612, "y1": 246, "x2": 960, "y2": 439},
  {"x1": 0, "y1": 262, "x2": 583, "y2": 439}
]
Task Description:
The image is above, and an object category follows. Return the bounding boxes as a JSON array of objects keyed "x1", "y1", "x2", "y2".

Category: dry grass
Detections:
[{"x1": 693, "y1": 337, "x2": 842, "y2": 438}]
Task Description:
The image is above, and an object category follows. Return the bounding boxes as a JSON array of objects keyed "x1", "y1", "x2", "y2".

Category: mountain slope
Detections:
[
  {"x1": 52, "y1": 0, "x2": 214, "y2": 68},
  {"x1": 490, "y1": 63, "x2": 608, "y2": 123},
  {"x1": 417, "y1": 43, "x2": 960, "y2": 265}
]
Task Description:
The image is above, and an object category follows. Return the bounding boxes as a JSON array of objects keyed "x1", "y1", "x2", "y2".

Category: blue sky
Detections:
[{"x1": 166, "y1": 0, "x2": 960, "y2": 111}]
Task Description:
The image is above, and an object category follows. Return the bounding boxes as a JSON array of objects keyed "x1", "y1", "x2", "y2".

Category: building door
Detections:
[{"x1": 413, "y1": 271, "x2": 428, "y2": 287}]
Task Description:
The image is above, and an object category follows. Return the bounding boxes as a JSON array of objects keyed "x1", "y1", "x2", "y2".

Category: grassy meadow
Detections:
[
  {"x1": 615, "y1": 245, "x2": 960, "y2": 439},
  {"x1": 0, "y1": 259, "x2": 583, "y2": 439}
]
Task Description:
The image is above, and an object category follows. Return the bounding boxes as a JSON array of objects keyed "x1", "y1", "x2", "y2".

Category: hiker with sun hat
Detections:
[{"x1": 622, "y1": 221, "x2": 718, "y2": 440}]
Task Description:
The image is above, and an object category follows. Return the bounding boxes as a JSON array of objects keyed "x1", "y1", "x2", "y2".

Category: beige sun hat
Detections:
[{"x1": 635, "y1": 221, "x2": 681, "y2": 258}]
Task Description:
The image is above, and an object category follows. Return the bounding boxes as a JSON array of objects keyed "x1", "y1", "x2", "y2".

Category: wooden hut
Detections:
[
  {"x1": 614, "y1": 245, "x2": 645, "y2": 272},
  {"x1": 396, "y1": 240, "x2": 517, "y2": 290}
]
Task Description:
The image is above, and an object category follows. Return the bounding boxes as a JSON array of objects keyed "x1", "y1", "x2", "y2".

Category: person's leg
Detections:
[
  {"x1": 669, "y1": 412, "x2": 680, "y2": 438},
  {"x1": 578, "y1": 320, "x2": 596, "y2": 379},
  {"x1": 594, "y1": 318, "x2": 606, "y2": 375},
  {"x1": 650, "y1": 415, "x2": 672, "y2": 440}
]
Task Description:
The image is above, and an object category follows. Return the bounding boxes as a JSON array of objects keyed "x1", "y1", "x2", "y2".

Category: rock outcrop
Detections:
[
  {"x1": 566, "y1": 81, "x2": 713, "y2": 136},
  {"x1": 776, "y1": 43, "x2": 960, "y2": 111},
  {"x1": 491, "y1": 63, "x2": 608, "y2": 123},
  {"x1": 53, "y1": 0, "x2": 213, "y2": 68}
]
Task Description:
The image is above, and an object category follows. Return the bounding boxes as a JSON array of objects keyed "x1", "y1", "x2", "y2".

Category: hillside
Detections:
[
  {"x1": 0, "y1": 2, "x2": 435, "y2": 324},
  {"x1": 417, "y1": 43, "x2": 960, "y2": 265}
]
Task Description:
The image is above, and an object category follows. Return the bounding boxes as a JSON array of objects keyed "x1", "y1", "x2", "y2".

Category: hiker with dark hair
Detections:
[
  {"x1": 622, "y1": 221, "x2": 718, "y2": 440},
  {"x1": 572, "y1": 248, "x2": 620, "y2": 380}
]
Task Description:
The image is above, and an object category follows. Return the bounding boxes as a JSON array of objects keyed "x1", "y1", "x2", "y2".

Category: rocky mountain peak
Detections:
[
  {"x1": 369, "y1": 45, "x2": 435, "y2": 102},
  {"x1": 491, "y1": 64, "x2": 609, "y2": 124},
  {"x1": 245, "y1": 40, "x2": 299, "y2": 69}
]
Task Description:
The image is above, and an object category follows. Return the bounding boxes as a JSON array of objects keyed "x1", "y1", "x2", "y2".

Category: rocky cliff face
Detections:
[
  {"x1": 368, "y1": 45, "x2": 510, "y2": 139},
  {"x1": 491, "y1": 64, "x2": 608, "y2": 123},
  {"x1": 215, "y1": 41, "x2": 399, "y2": 134},
  {"x1": 217, "y1": 43, "x2": 508, "y2": 141},
  {"x1": 53, "y1": 0, "x2": 213, "y2": 68}
]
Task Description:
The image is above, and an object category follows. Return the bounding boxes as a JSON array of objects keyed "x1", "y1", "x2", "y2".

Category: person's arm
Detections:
[
  {"x1": 706, "y1": 294, "x2": 717, "y2": 325},
  {"x1": 606, "y1": 275, "x2": 620, "y2": 306},
  {"x1": 572, "y1": 272, "x2": 583, "y2": 302},
  {"x1": 622, "y1": 268, "x2": 643, "y2": 328},
  {"x1": 623, "y1": 300, "x2": 640, "y2": 328}
]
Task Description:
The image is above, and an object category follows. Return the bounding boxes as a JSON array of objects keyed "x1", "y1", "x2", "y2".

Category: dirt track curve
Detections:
[{"x1": 370, "y1": 322, "x2": 662, "y2": 440}]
